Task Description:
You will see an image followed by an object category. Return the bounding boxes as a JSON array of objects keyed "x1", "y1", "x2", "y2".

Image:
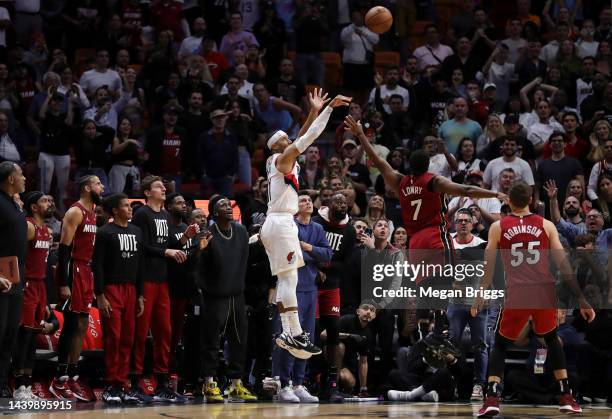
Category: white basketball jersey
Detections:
[{"x1": 266, "y1": 153, "x2": 299, "y2": 214}]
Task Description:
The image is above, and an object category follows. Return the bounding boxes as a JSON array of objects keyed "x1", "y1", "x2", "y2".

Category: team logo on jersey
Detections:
[
  {"x1": 287, "y1": 251, "x2": 296, "y2": 264},
  {"x1": 284, "y1": 173, "x2": 299, "y2": 193}
]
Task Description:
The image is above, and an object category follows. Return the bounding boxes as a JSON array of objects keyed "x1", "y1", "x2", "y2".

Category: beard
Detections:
[
  {"x1": 90, "y1": 191, "x2": 102, "y2": 206},
  {"x1": 565, "y1": 208, "x2": 580, "y2": 217}
]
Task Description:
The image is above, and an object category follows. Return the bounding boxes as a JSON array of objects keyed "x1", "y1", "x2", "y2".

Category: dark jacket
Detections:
[{"x1": 199, "y1": 128, "x2": 239, "y2": 179}]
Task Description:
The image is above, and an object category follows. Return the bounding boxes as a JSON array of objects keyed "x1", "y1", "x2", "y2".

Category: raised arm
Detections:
[
  {"x1": 433, "y1": 175, "x2": 506, "y2": 200},
  {"x1": 545, "y1": 219, "x2": 595, "y2": 322},
  {"x1": 298, "y1": 88, "x2": 329, "y2": 138},
  {"x1": 344, "y1": 115, "x2": 402, "y2": 194},
  {"x1": 276, "y1": 94, "x2": 351, "y2": 174}
]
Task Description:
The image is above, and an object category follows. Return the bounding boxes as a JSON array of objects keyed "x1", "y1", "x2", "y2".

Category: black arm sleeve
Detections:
[
  {"x1": 57, "y1": 243, "x2": 72, "y2": 287},
  {"x1": 92, "y1": 229, "x2": 107, "y2": 295}
]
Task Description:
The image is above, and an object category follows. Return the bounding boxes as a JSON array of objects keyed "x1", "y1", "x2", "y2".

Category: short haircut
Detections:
[
  {"x1": 455, "y1": 208, "x2": 473, "y2": 221},
  {"x1": 0, "y1": 161, "x2": 16, "y2": 183},
  {"x1": 502, "y1": 136, "x2": 517, "y2": 145},
  {"x1": 500, "y1": 167, "x2": 516, "y2": 175},
  {"x1": 409, "y1": 149, "x2": 430, "y2": 176},
  {"x1": 509, "y1": 181, "x2": 532, "y2": 208},
  {"x1": 424, "y1": 23, "x2": 437, "y2": 34},
  {"x1": 141, "y1": 175, "x2": 163, "y2": 195},
  {"x1": 165, "y1": 192, "x2": 182, "y2": 208},
  {"x1": 562, "y1": 111, "x2": 579, "y2": 122},
  {"x1": 389, "y1": 94, "x2": 403, "y2": 102},
  {"x1": 78, "y1": 175, "x2": 97, "y2": 194},
  {"x1": 103, "y1": 193, "x2": 128, "y2": 215},
  {"x1": 298, "y1": 190, "x2": 311, "y2": 197},
  {"x1": 581, "y1": 56, "x2": 596, "y2": 63}
]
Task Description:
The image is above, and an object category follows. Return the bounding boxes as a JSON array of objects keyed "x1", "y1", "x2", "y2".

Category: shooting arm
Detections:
[{"x1": 434, "y1": 176, "x2": 502, "y2": 199}]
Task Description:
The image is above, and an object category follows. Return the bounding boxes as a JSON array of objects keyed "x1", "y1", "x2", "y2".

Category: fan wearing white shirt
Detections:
[
  {"x1": 526, "y1": 100, "x2": 564, "y2": 152},
  {"x1": 483, "y1": 137, "x2": 534, "y2": 192},
  {"x1": 447, "y1": 172, "x2": 501, "y2": 225},
  {"x1": 178, "y1": 17, "x2": 208, "y2": 60},
  {"x1": 367, "y1": 67, "x2": 409, "y2": 114},
  {"x1": 423, "y1": 135, "x2": 458, "y2": 178},
  {"x1": 413, "y1": 24, "x2": 454, "y2": 71}
]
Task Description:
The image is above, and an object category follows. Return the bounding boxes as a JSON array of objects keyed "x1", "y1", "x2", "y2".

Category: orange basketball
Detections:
[{"x1": 365, "y1": 6, "x2": 393, "y2": 34}]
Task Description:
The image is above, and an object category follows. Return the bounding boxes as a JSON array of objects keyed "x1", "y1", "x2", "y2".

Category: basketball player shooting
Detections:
[{"x1": 262, "y1": 88, "x2": 351, "y2": 359}]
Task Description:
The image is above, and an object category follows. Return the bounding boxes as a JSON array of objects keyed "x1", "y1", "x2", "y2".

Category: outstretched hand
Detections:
[
  {"x1": 543, "y1": 179, "x2": 558, "y2": 200},
  {"x1": 308, "y1": 87, "x2": 330, "y2": 111},
  {"x1": 344, "y1": 115, "x2": 364, "y2": 138},
  {"x1": 329, "y1": 94, "x2": 352, "y2": 108}
]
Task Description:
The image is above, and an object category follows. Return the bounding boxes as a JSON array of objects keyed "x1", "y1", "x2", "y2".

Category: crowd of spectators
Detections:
[{"x1": 0, "y1": 0, "x2": 610, "y2": 407}]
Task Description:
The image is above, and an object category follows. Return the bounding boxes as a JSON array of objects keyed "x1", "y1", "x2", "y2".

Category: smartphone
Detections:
[{"x1": 364, "y1": 228, "x2": 372, "y2": 237}]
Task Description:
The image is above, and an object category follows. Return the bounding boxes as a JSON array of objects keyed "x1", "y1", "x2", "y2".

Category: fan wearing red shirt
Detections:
[
  {"x1": 345, "y1": 116, "x2": 504, "y2": 337},
  {"x1": 472, "y1": 181, "x2": 595, "y2": 417},
  {"x1": 150, "y1": 0, "x2": 185, "y2": 41},
  {"x1": 541, "y1": 112, "x2": 589, "y2": 160}
]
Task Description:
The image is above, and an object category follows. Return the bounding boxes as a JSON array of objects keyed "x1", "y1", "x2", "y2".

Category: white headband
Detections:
[{"x1": 267, "y1": 130, "x2": 288, "y2": 150}]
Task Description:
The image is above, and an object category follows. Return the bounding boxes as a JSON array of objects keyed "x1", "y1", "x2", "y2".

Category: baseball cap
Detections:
[
  {"x1": 483, "y1": 82, "x2": 497, "y2": 91},
  {"x1": 210, "y1": 109, "x2": 230, "y2": 119},
  {"x1": 342, "y1": 139, "x2": 358, "y2": 148}
]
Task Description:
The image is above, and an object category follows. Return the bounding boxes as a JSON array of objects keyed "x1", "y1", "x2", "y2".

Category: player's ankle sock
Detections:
[
  {"x1": 14, "y1": 374, "x2": 27, "y2": 388},
  {"x1": 231, "y1": 378, "x2": 242, "y2": 387},
  {"x1": 408, "y1": 386, "x2": 426, "y2": 400},
  {"x1": 558, "y1": 378, "x2": 571, "y2": 395},
  {"x1": 328, "y1": 366, "x2": 338, "y2": 385},
  {"x1": 280, "y1": 312, "x2": 292, "y2": 335},
  {"x1": 204, "y1": 377, "x2": 214, "y2": 384},
  {"x1": 67, "y1": 364, "x2": 78, "y2": 379},
  {"x1": 486, "y1": 381, "x2": 500, "y2": 397},
  {"x1": 156, "y1": 373, "x2": 168, "y2": 390},
  {"x1": 287, "y1": 311, "x2": 303, "y2": 337},
  {"x1": 56, "y1": 363, "x2": 69, "y2": 379}
]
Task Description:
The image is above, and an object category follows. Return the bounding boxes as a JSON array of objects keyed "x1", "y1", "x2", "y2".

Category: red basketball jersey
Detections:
[
  {"x1": 25, "y1": 218, "x2": 51, "y2": 280},
  {"x1": 399, "y1": 172, "x2": 446, "y2": 236},
  {"x1": 70, "y1": 202, "x2": 97, "y2": 263},
  {"x1": 499, "y1": 213, "x2": 555, "y2": 306}
]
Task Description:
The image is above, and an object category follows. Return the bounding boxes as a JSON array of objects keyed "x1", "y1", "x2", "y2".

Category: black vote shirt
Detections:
[
  {"x1": 0, "y1": 190, "x2": 27, "y2": 291},
  {"x1": 92, "y1": 222, "x2": 143, "y2": 295},
  {"x1": 131, "y1": 205, "x2": 171, "y2": 283}
]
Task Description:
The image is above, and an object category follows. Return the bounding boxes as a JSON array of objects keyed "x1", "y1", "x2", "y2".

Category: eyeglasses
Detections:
[
  {"x1": 455, "y1": 219, "x2": 472, "y2": 224},
  {"x1": 586, "y1": 214, "x2": 603, "y2": 219}
]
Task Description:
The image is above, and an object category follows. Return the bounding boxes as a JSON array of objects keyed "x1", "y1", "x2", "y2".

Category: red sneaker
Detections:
[
  {"x1": 49, "y1": 378, "x2": 75, "y2": 400},
  {"x1": 559, "y1": 393, "x2": 582, "y2": 414},
  {"x1": 68, "y1": 377, "x2": 91, "y2": 402},
  {"x1": 477, "y1": 395, "x2": 500, "y2": 417}
]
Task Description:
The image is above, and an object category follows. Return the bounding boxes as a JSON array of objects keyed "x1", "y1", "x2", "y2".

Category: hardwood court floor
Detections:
[{"x1": 6, "y1": 402, "x2": 612, "y2": 419}]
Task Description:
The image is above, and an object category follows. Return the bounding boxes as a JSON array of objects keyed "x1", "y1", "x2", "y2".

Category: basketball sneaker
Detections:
[
  {"x1": 102, "y1": 386, "x2": 122, "y2": 405},
  {"x1": 49, "y1": 377, "x2": 75, "y2": 400},
  {"x1": 227, "y1": 381, "x2": 257, "y2": 403},
  {"x1": 13, "y1": 385, "x2": 41, "y2": 401},
  {"x1": 153, "y1": 387, "x2": 187, "y2": 403},
  {"x1": 125, "y1": 386, "x2": 153, "y2": 404},
  {"x1": 559, "y1": 393, "x2": 582, "y2": 414},
  {"x1": 293, "y1": 385, "x2": 319, "y2": 403},
  {"x1": 471, "y1": 384, "x2": 484, "y2": 401},
  {"x1": 277, "y1": 386, "x2": 300, "y2": 403},
  {"x1": 68, "y1": 376, "x2": 91, "y2": 402},
  {"x1": 477, "y1": 395, "x2": 500, "y2": 417},
  {"x1": 276, "y1": 332, "x2": 321, "y2": 359},
  {"x1": 203, "y1": 381, "x2": 224, "y2": 403}
]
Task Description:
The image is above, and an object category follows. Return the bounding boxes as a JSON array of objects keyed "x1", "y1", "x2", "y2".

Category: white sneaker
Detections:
[
  {"x1": 470, "y1": 384, "x2": 484, "y2": 401},
  {"x1": 387, "y1": 390, "x2": 411, "y2": 401},
  {"x1": 421, "y1": 390, "x2": 439, "y2": 402},
  {"x1": 277, "y1": 386, "x2": 300, "y2": 403},
  {"x1": 293, "y1": 385, "x2": 319, "y2": 403},
  {"x1": 14, "y1": 385, "x2": 41, "y2": 400}
]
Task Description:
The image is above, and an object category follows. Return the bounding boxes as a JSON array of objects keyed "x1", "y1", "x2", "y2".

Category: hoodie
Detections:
[
  {"x1": 295, "y1": 218, "x2": 333, "y2": 292},
  {"x1": 312, "y1": 207, "x2": 357, "y2": 290}
]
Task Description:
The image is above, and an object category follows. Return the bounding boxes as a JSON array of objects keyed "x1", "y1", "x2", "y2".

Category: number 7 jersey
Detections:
[{"x1": 399, "y1": 172, "x2": 446, "y2": 236}]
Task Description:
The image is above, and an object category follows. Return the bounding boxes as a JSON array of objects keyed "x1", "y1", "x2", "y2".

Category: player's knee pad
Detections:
[{"x1": 276, "y1": 270, "x2": 298, "y2": 308}]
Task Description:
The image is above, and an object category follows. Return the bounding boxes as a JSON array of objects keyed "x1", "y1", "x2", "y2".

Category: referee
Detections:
[
  {"x1": 0, "y1": 161, "x2": 27, "y2": 397},
  {"x1": 93, "y1": 193, "x2": 144, "y2": 404}
]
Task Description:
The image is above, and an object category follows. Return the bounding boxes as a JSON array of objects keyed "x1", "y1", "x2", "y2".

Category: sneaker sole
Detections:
[
  {"x1": 204, "y1": 398, "x2": 225, "y2": 403},
  {"x1": 276, "y1": 397, "x2": 300, "y2": 403},
  {"x1": 275, "y1": 337, "x2": 313, "y2": 360},
  {"x1": 559, "y1": 405, "x2": 582, "y2": 414},
  {"x1": 73, "y1": 393, "x2": 91, "y2": 402},
  {"x1": 477, "y1": 406, "x2": 500, "y2": 417}
]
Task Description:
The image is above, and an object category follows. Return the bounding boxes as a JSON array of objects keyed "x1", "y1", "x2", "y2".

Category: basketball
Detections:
[{"x1": 365, "y1": 6, "x2": 393, "y2": 34}]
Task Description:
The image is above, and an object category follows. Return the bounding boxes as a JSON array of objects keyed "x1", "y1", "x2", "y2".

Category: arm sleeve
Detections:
[
  {"x1": 293, "y1": 107, "x2": 333, "y2": 153},
  {"x1": 131, "y1": 209, "x2": 167, "y2": 257},
  {"x1": 587, "y1": 163, "x2": 599, "y2": 200},
  {"x1": 92, "y1": 229, "x2": 107, "y2": 295}
]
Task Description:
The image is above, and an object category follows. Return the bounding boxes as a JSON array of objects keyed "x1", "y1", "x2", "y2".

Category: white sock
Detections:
[
  {"x1": 287, "y1": 310, "x2": 303, "y2": 336},
  {"x1": 205, "y1": 377, "x2": 214, "y2": 384},
  {"x1": 231, "y1": 378, "x2": 241, "y2": 387},
  {"x1": 280, "y1": 312, "x2": 292, "y2": 334},
  {"x1": 408, "y1": 386, "x2": 426, "y2": 400}
]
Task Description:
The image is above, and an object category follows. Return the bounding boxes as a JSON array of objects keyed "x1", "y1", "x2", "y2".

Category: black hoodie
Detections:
[{"x1": 312, "y1": 207, "x2": 357, "y2": 290}]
